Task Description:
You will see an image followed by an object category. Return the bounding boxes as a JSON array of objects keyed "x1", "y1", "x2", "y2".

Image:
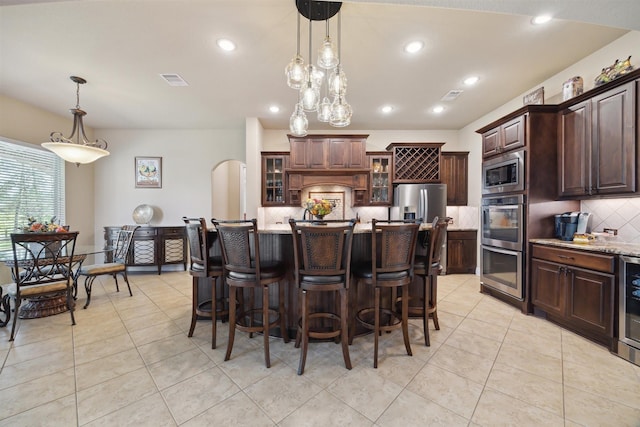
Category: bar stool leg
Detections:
[
  {"x1": 211, "y1": 277, "x2": 217, "y2": 350},
  {"x1": 263, "y1": 284, "x2": 271, "y2": 368},
  {"x1": 298, "y1": 289, "x2": 309, "y2": 375},
  {"x1": 423, "y1": 275, "x2": 430, "y2": 347},
  {"x1": 188, "y1": 277, "x2": 198, "y2": 337},
  {"x1": 430, "y1": 275, "x2": 440, "y2": 330},
  {"x1": 225, "y1": 286, "x2": 237, "y2": 362},
  {"x1": 374, "y1": 287, "x2": 380, "y2": 369},
  {"x1": 339, "y1": 287, "x2": 352, "y2": 370},
  {"x1": 402, "y1": 283, "x2": 412, "y2": 356}
]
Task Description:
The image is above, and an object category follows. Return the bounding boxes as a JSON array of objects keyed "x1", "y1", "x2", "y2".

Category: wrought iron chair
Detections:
[
  {"x1": 212, "y1": 218, "x2": 289, "y2": 368},
  {"x1": 289, "y1": 219, "x2": 355, "y2": 375},
  {"x1": 351, "y1": 219, "x2": 420, "y2": 368},
  {"x1": 4, "y1": 231, "x2": 79, "y2": 341},
  {"x1": 77, "y1": 225, "x2": 139, "y2": 308},
  {"x1": 183, "y1": 217, "x2": 225, "y2": 349}
]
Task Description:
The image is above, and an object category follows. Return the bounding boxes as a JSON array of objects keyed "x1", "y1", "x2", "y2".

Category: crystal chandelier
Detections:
[
  {"x1": 41, "y1": 76, "x2": 109, "y2": 166},
  {"x1": 286, "y1": 1, "x2": 351, "y2": 136}
]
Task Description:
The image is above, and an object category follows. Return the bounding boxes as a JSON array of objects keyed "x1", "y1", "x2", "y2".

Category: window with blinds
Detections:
[{"x1": 0, "y1": 138, "x2": 65, "y2": 258}]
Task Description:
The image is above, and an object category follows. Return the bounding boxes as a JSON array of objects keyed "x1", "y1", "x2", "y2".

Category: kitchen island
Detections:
[{"x1": 204, "y1": 223, "x2": 434, "y2": 339}]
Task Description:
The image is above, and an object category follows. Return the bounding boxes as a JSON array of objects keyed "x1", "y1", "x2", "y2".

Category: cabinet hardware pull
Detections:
[{"x1": 558, "y1": 255, "x2": 574, "y2": 260}]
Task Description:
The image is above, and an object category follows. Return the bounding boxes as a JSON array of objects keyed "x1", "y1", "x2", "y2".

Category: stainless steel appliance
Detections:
[
  {"x1": 618, "y1": 256, "x2": 640, "y2": 366},
  {"x1": 481, "y1": 245, "x2": 523, "y2": 299},
  {"x1": 481, "y1": 195, "x2": 524, "y2": 251},
  {"x1": 389, "y1": 183, "x2": 447, "y2": 273},
  {"x1": 480, "y1": 194, "x2": 525, "y2": 299},
  {"x1": 482, "y1": 149, "x2": 525, "y2": 195},
  {"x1": 389, "y1": 183, "x2": 447, "y2": 224}
]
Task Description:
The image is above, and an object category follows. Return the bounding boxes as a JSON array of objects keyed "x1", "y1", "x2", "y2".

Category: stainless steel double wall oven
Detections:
[{"x1": 481, "y1": 149, "x2": 526, "y2": 300}]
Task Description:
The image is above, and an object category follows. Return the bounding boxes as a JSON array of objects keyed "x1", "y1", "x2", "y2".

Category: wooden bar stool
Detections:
[
  {"x1": 212, "y1": 218, "x2": 289, "y2": 368},
  {"x1": 412, "y1": 216, "x2": 449, "y2": 346},
  {"x1": 289, "y1": 219, "x2": 355, "y2": 375},
  {"x1": 351, "y1": 219, "x2": 420, "y2": 368},
  {"x1": 183, "y1": 217, "x2": 226, "y2": 349}
]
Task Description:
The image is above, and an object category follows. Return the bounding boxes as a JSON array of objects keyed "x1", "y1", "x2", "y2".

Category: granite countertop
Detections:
[
  {"x1": 260, "y1": 223, "x2": 476, "y2": 234},
  {"x1": 530, "y1": 238, "x2": 640, "y2": 257}
]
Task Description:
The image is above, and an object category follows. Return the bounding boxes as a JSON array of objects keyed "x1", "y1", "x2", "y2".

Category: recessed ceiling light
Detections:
[
  {"x1": 404, "y1": 41, "x2": 424, "y2": 54},
  {"x1": 432, "y1": 105, "x2": 445, "y2": 114},
  {"x1": 217, "y1": 38, "x2": 236, "y2": 51},
  {"x1": 531, "y1": 14, "x2": 552, "y2": 25},
  {"x1": 269, "y1": 105, "x2": 280, "y2": 113},
  {"x1": 463, "y1": 76, "x2": 479, "y2": 86},
  {"x1": 381, "y1": 105, "x2": 393, "y2": 114}
]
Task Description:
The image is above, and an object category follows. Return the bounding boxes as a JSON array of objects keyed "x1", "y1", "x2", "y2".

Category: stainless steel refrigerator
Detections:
[
  {"x1": 389, "y1": 183, "x2": 448, "y2": 273},
  {"x1": 389, "y1": 183, "x2": 447, "y2": 224}
]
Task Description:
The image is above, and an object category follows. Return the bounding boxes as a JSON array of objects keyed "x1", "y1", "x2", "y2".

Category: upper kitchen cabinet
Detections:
[
  {"x1": 480, "y1": 115, "x2": 525, "y2": 158},
  {"x1": 386, "y1": 143, "x2": 444, "y2": 184},
  {"x1": 440, "y1": 151, "x2": 468, "y2": 206},
  {"x1": 559, "y1": 79, "x2": 637, "y2": 198},
  {"x1": 288, "y1": 135, "x2": 368, "y2": 169},
  {"x1": 368, "y1": 152, "x2": 392, "y2": 205},
  {"x1": 261, "y1": 152, "x2": 288, "y2": 206}
]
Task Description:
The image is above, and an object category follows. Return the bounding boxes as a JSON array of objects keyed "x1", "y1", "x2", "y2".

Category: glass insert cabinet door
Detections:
[
  {"x1": 263, "y1": 155, "x2": 285, "y2": 205},
  {"x1": 369, "y1": 153, "x2": 391, "y2": 205}
]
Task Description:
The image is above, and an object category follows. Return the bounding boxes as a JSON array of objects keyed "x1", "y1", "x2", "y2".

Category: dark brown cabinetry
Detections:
[
  {"x1": 386, "y1": 143, "x2": 444, "y2": 183},
  {"x1": 530, "y1": 244, "x2": 615, "y2": 349},
  {"x1": 440, "y1": 151, "x2": 468, "y2": 206},
  {"x1": 368, "y1": 152, "x2": 392, "y2": 205},
  {"x1": 261, "y1": 153, "x2": 288, "y2": 206},
  {"x1": 558, "y1": 81, "x2": 636, "y2": 198},
  {"x1": 481, "y1": 115, "x2": 525, "y2": 158},
  {"x1": 447, "y1": 230, "x2": 476, "y2": 274},
  {"x1": 288, "y1": 135, "x2": 367, "y2": 169},
  {"x1": 104, "y1": 226, "x2": 187, "y2": 274}
]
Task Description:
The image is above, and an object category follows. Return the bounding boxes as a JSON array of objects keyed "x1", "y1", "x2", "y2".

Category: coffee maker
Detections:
[{"x1": 554, "y1": 212, "x2": 593, "y2": 240}]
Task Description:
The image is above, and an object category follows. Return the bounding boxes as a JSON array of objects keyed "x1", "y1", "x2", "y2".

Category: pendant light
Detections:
[
  {"x1": 286, "y1": 1, "x2": 350, "y2": 130},
  {"x1": 285, "y1": 13, "x2": 305, "y2": 90},
  {"x1": 41, "y1": 76, "x2": 109, "y2": 166}
]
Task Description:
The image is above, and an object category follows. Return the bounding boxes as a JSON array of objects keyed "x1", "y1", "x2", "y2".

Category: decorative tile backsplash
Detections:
[
  {"x1": 446, "y1": 206, "x2": 479, "y2": 229},
  {"x1": 581, "y1": 197, "x2": 640, "y2": 243}
]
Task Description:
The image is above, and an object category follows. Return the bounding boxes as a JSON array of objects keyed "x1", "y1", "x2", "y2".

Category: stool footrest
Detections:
[{"x1": 356, "y1": 307, "x2": 403, "y2": 333}]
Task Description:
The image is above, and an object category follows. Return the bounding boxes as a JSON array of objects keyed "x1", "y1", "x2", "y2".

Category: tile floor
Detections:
[{"x1": 1, "y1": 272, "x2": 640, "y2": 426}]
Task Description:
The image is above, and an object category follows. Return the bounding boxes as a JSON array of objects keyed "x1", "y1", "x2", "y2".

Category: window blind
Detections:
[{"x1": 0, "y1": 138, "x2": 65, "y2": 259}]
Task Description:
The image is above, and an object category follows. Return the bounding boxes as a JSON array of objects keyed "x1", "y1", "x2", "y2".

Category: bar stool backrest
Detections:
[
  {"x1": 183, "y1": 217, "x2": 209, "y2": 272},
  {"x1": 212, "y1": 219, "x2": 259, "y2": 276},
  {"x1": 371, "y1": 219, "x2": 420, "y2": 282},
  {"x1": 290, "y1": 219, "x2": 356, "y2": 282}
]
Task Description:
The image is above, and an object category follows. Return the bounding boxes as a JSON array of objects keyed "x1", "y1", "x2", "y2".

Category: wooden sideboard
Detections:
[{"x1": 104, "y1": 226, "x2": 187, "y2": 274}]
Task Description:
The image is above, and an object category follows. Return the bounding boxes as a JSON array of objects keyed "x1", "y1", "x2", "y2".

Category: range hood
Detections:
[{"x1": 287, "y1": 168, "x2": 370, "y2": 189}]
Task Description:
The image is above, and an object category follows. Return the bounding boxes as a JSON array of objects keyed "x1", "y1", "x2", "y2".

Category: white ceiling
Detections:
[{"x1": 0, "y1": 0, "x2": 635, "y2": 132}]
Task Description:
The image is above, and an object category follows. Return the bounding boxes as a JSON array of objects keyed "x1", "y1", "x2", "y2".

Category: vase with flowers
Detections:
[
  {"x1": 304, "y1": 198, "x2": 334, "y2": 223},
  {"x1": 22, "y1": 216, "x2": 67, "y2": 233}
]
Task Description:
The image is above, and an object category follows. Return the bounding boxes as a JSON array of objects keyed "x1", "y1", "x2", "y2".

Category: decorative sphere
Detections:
[{"x1": 132, "y1": 204, "x2": 154, "y2": 225}]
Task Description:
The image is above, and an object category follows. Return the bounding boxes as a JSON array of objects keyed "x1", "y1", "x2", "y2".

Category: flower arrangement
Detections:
[
  {"x1": 23, "y1": 216, "x2": 66, "y2": 233},
  {"x1": 304, "y1": 198, "x2": 334, "y2": 217}
]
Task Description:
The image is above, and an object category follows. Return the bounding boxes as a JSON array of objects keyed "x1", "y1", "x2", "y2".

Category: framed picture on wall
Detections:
[{"x1": 135, "y1": 156, "x2": 162, "y2": 188}]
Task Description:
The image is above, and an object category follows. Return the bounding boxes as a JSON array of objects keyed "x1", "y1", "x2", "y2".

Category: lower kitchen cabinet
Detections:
[
  {"x1": 447, "y1": 230, "x2": 476, "y2": 274},
  {"x1": 530, "y1": 244, "x2": 615, "y2": 349}
]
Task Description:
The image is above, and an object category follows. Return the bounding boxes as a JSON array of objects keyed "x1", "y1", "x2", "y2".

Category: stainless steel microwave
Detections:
[{"x1": 482, "y1": 149, "x2": 525, "y2": 195}]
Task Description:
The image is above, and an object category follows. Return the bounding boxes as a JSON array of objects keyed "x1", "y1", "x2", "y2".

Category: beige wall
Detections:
[{"x1": 92, "y1": 128, "x2": 245, "y2": 246}]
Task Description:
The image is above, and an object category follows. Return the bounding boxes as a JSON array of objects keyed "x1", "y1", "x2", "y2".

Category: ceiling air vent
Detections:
[
  {"x1": 441, "y1": 89, "x2": 463, "y2": 101},
  {"x1": 160, "y1": 73, "x2": 188, "y2": 86}
]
